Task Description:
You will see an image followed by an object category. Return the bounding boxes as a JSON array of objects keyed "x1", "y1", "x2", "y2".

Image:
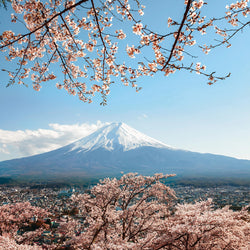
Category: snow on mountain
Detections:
[{"x1": 69, "y1": 122, "x2": 173, "y2": 152}]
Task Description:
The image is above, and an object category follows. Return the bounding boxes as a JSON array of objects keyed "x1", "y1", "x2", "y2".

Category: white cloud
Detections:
[
  {"x1": 0, "y1": 121, "x2": 108, "y2": 161},
  {"x1": 0, "y1": 144, "x2": 10, "y2": 155}
]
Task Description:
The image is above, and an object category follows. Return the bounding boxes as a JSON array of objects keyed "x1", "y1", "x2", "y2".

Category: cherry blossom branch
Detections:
[
  {"x1": 46, "y1": 28, "x2": 75, "y2": 84},
  {"x1": 162, "y1": 0, "x2": 192, "y2": 70},
  {"x1": 90, "y1": 0, "x2": 107, "y2": 54},
  {"x1": 0, "y1": 0, "x2": 89, "y2": 49},
  {"x1": 1, "y1": 0, "x2": 249, "y2": 104},
  {"x1": 7, "y1": 34, "x2": 31, "y2": 87},
  {"x1": 210, "y1": 20, "x2": 250, "y2": 48},
  {"x1": 35, "y1": 49, "x2": 57, "y2": 83},
  {"x1": 90, "y1": 0, "x2": 107, "y2": 80}
]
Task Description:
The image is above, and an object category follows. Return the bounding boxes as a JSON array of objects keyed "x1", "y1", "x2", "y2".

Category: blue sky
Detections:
[{"x1": 0, "y1": 0, "x2": 250, "y2": 161}]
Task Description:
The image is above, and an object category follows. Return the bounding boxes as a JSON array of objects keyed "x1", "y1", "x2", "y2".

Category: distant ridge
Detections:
[{"x1": 0, "y1": 122, "x2": 249, "y2": 182}]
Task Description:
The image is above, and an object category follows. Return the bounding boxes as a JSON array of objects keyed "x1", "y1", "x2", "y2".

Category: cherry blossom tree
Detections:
[
  {"x1": 152, "y1": 199, "x2": 250, "y2": 249},
  {"x1": 0, "y1": 0, "x2": 249, "y2": 104},
  {"x1": 0, "y1": 173, "x2": 249, "y2": 249},
  {"x1": 65, "y1": 173, "x2": 177, "y2": 249},
  {"x1": 56, "y1": 174, "x2": 250, "y2": 249},
  {"x1": 0, "y1": 236, "x2": 42, "y2": 250},
  {"x1": 0, "y1": 202, "x2": 49, "y2": 246}
]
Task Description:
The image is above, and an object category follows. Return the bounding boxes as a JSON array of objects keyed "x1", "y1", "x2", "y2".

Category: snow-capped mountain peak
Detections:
[
  {"x1": 70, "y1": 122, "x2": 172, "y2": 152},
  {"x1": 1, "y1": 122, "x2": 249, "y2": 181}
]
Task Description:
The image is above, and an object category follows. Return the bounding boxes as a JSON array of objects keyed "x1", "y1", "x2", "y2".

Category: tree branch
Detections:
[
  {"x1": 162, "y1": 0, "x2": 192, "y2": 70},
  {"x1": 0, "y1": 0, "x2": 89, "y2": 49}
]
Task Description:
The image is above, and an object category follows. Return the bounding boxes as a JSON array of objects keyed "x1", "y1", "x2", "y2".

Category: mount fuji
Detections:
[{"x1": 0, "y1": 122, "x2": 250, "y2": 181}]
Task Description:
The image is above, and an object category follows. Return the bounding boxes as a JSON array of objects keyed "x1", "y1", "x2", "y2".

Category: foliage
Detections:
[
  {"x1": 0, "y1": 173, "x2": 249, "y2": 249},
  {"x1": 0, "y1": 0, "x2": 249, "y2": 104}
]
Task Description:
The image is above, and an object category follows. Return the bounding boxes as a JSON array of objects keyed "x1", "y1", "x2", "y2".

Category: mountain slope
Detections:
[{"x1": 0, "y1": 122, "x2": 249, "y2": 180}]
